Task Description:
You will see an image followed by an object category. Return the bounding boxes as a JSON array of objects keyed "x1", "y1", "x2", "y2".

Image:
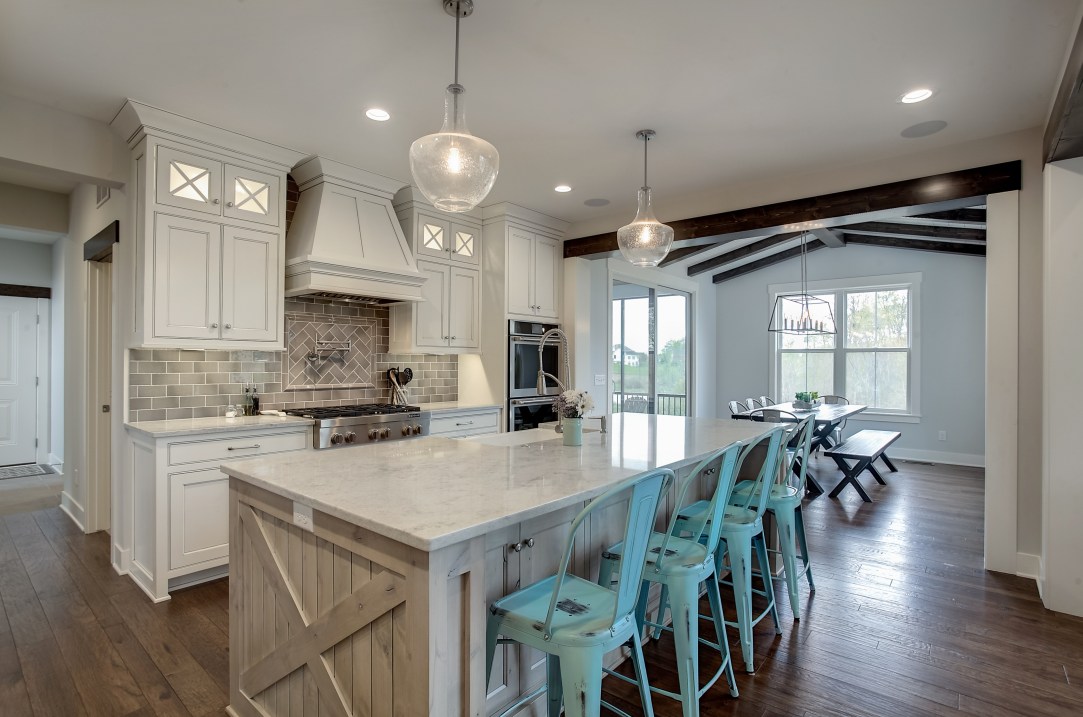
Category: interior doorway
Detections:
[{"x1": 0, "y1": 295, "x2": 40, "y2": 466}]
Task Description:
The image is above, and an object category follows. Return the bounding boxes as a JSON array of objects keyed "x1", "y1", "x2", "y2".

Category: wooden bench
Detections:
[{"x1": 823, "y1": 429, "x2": 901, "y2": 502}]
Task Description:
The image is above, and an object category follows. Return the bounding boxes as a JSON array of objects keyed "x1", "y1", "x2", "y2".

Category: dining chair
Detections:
[
  {"x1": 746, "y1": 408, "x2": 798, "y2": 424},
  {"x1": 730, "y1": 415, "x2": 816, "y2": 619},
  {"x1": 759, "y1": 396, "x2": 775, "y2": 408},
  {"x1": 821, "y1": 394, "x2": 850, "y2": 446},
  {"x1": 596, "y1": 442, "x2": 744, "y2": 715},
  {"x1": 727, "y1": 400, "x2": 748, "y2": 416},
  {"x1": 670, "y1": 427, "x2": 787, "y2": 673},
  {"x1": 745, "y1": 397, "x2": 763, "y2": 410},
  {"x1": 486, "y1": 469, "x2": 672, "y2": 717}
]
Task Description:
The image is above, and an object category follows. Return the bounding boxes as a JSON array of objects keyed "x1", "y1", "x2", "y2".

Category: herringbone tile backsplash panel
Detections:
[{"x1": 128, "y1": 297, "x2": 457, "y2": 422}]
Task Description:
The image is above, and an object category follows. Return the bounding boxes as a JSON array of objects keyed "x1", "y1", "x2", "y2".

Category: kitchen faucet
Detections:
[{"x1": 536, "y1": 328, "x2": 571, "y2": 432}]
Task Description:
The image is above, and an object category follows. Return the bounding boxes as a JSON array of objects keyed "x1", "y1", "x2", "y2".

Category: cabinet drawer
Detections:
[
  {"x1": 167, "y1": 430, "x2": 309, "y2": 466},
  {"x1": 430, "y1": 410, "x2": 500, "y2": 437}
]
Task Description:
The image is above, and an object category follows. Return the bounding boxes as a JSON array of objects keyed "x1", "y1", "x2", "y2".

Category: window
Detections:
[
  {"x1": 772, "y1": 274, "x2": 919, "y2": 417},
  {"x1": 611, "y1": 280, "x2": 690, "y2": 416}
]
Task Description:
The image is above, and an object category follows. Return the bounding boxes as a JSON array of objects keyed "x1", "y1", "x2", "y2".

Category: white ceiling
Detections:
[{"x1": 0, "y1": 0, "x2": 1078, "y2": 228}]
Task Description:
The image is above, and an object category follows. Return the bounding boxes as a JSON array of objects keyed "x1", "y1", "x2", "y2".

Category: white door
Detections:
[
  {"x1": 169, "y1": 467, "x2": 230, "y2": 569},
  {"x1": 506, "y1": 227, "x2": 535, "y2": 316},
  {"x1": 220, "y1": 225, "x2": 278, "y2": 342},
  {"x1": 223, "y1": 163, "x2": 279, "y2": 227},
  {"x1": 0, "y1": 296, "x2": 38, "y2": 466},
  {"x1": 448, "y1": 266, "x2": 480, "y2": 349},
  {"x1": 415, "y1": 213, "x2": 451, "y2": 261},
  {"x1": 449, "y1": 222, "x2": 480, "y2": 266},
  {"x1": 532, "y1": 236, "x2": 561, "y2": 319},
  {"x1": 152, "y1": 214, "x2": 221, "y2": 340},
  {"x1": 415, "y1": 260, "x2": 450, "y2": 348},
  {"x1": 155, "y1": 145, "x2": 223, "y2": 216}
]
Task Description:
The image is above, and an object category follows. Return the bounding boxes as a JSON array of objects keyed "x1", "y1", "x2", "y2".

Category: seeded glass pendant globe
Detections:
[
  {"x1": 410, "y1": 83, "x2": 499, "y2": 213},
  {"x1": 617, "y1": 187, "x2": 674, "y2": 267},
  {"x1": 616, "y1": 129, "x2": 674, "y2": 267}
]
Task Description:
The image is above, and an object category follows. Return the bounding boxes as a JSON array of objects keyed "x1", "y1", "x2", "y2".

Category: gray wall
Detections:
[
  {"x1": 0, "y1": 237, "x2": 53, "y2": 287},
  {"x1": 715, "y1": 244, "x2": 986, "y2": 463}
]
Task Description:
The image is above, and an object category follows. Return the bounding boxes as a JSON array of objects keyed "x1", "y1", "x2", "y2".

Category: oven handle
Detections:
[
  {"x1": 511, "y1": 336, "x2": 544, "y2": 344},
  {"x1": 511, "y1": 397, "x2": 558, "y2": 406}
]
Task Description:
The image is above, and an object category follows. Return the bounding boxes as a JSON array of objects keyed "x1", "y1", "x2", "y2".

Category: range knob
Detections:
[
  {"x1": 412, "y1": 424, "x2": 423, "y2": 435},
  {"x1": 379, "y1": 427, "x2": 391, "y2": 439},
  {"x1": 401, "y1": 425, "x2": 411, "y2": 436},
  {"x1": 330, "y1": 433, "x2": 344, "y2": 445},
  {"x1": 368, "y1": 429, "x2": 380, "y2": 440},
  {"x1": 344, "y1": 432, "x2": 357, "y2": 443}
]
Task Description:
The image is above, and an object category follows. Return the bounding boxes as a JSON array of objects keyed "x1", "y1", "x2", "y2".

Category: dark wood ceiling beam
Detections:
[
  {"x1": 810, "y1": 228, "x2": 845, "y2": 247},
  {"x1": 1045, "y1": 13, "x2": 1083, "y2": 162},
  {"x1": 688, "y1": 232, "x2": 803, "y2": 276},
  {"x1": 842, "y1": 233, "x2": 986, "y2": 257},
  {"x1": 658, "y1": 243, "x2": 720, "y2": 267},
  {"x1": 913, "y1": 208, "x2": 986, "y2": 223},
  {"x1": 841, "y1": 221, "x2": 985, "y2": 242},
  {"x1": 711, "y1": 240, "x2": 825, "y2": 284},
  {"x1": 563, "y1": 161, "x2": 1021, "y2": 259}
]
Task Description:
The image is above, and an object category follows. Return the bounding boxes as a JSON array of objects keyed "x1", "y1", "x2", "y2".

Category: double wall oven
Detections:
[{"x1": 508, "y1": 320, "x2": 562, "y2": 431}]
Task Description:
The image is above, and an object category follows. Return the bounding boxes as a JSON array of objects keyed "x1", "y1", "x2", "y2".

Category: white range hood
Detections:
[{"x1": 284, "y1": 156, "x2": 425, "y2": 304}]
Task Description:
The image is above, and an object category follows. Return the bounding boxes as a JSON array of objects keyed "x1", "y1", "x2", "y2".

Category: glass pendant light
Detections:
[
  {"x1": 617, "y1": 130, "x2": 674, "y2": 267},
  {"x1": 409, "y1": 0, "x2": 499, "y2": 213},
  {"x1": 767, "y1": 233, "x2": 836, "y2": 335}
]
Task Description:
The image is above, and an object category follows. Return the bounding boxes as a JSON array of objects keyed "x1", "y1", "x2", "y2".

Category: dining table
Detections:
[{"x1": 731, "y1": 401, "x2": 868, "y2": 496}]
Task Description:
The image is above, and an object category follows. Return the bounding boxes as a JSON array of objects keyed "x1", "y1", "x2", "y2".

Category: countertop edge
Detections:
[
  {"x1": 419, "y1": 401, "x2": 502, "y2": 414},
  {"x1": 125, "y1": 415, "x2": 314, "y2": 438}
]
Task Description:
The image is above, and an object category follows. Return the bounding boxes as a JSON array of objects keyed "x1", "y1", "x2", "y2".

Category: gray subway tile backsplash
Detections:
[{"x1": 128, "y1": 298, "x2": 458, "y2": 421}]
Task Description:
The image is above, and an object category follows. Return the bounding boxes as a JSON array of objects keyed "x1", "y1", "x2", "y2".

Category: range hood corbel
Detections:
[{"x1": 284, "y1": 156, "x2": 426, "y2": 304}]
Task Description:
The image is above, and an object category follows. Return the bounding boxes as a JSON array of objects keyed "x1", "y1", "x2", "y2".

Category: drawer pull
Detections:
[
  {"x1": 227, "y1": 444, "x2": 262, "y2": 451},
  {"x1": 455, "y1": 421, "x2": 474, "y2": 426}
]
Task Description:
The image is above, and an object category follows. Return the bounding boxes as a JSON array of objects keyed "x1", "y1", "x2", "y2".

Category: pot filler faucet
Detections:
[{"x1": 535, "y1": 328, "x2": 606, "y2": 435}]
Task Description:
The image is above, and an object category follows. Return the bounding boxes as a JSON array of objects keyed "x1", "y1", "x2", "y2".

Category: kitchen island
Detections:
[{"x1": 220, "y1": 414, "x2": 772, "y2": 717}]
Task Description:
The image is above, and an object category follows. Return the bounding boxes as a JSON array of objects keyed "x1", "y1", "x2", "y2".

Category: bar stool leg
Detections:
[
  {"x1": 628, "y1": 634, "x2": 656, "y2": 717},
  {"x1": 772, "y1": 507, "x2": 803, "y2": 619},
  {"x1": 669, "y1": 577, "x2": 702, "y2": 717},
  {"x1": 558, "y1": 650, "x2": 604, "y2": 717},
  {"x1": 754, "y1": 534, "x2": 782, "y2": 635},
  {"x1": 546, "y1": 656, "x2": 563, "y2": 716},
  {"x1": 796, "y1": 507, "x2": 815, "y2": 592},
  {"x1": 704, "y1": 577, "x2": 739, "y2": 697},
  {"x1": 726, "y1": 537, "x2": 756, "y2": 672}
]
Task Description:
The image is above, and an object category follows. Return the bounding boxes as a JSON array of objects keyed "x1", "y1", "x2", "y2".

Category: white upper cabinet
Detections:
[
  {"x1": 505, "y1": 226, "x2": 562, "y2": 320},
  {"x1": 390, "y1": 188, "x2": 484, "y2": 353},
  {"x1": 112, "y1": 100, "x2": 304, "y2": 349}
]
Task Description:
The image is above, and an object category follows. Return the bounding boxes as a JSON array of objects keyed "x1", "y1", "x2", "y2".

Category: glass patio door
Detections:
[{"x1": 611, "y1": 280, "x2": 689, "y2": 416}]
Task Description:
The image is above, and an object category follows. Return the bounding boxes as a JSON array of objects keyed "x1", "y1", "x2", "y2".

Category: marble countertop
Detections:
[
  {"x1": 220, "y1": 414, "x2": 772, "y2": 552},
  {"x1": 418, "y1": 401, "x2": 502, "y2": 414},
  {"x1": 125, "y1": 414, "x2": 314, "y2": 438}
]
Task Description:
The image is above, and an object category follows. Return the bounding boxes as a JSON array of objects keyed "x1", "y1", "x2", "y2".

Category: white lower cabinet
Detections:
[
  {"x1": 428, "y1": 406, "x2": 501, "y2": 438},
  {"x1": 127, "y1": 423, "x2": 310, "y2": 601}
]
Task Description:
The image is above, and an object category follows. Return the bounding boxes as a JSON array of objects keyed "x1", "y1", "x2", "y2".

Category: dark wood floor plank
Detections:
[
  {"x1": 103, "y1": 622, "x2": 194, "y2": 717},
  {"x1": 15, "y1": 635, "x2": 88, "y2": 717},
  {"x1": 0, "y1": 577, "x2": 33, "y2": 715}
]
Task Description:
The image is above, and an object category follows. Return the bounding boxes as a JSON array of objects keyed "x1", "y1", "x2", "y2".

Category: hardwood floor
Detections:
[{"x1": 0, "y1": 457, "x2": 1080, "y2": 715}]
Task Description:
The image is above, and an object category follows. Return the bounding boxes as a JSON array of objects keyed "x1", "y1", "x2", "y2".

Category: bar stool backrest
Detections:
[
  {"x1": 783, "y1": 415, "x2": 816, "y2": 493},
  {"x1": 541, "y1": 469, "x2": 672, "y2": 640},
  {"x1": 727, "y1": 427, "x2": 786, "y2": 520},
  {"x1": 651, "y1": 442, "x2": 743, "y2": 572}
]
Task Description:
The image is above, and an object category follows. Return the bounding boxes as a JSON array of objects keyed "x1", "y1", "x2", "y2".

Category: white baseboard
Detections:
[
  {"x1": 1016, "y1": 551, "x2": 1042, "y2": 581},
  {"x1": 112, "y1": 544, "x2": 130, "y2": 575},
  {"x1": 888, "y1": 447, "x2": 985, "y2": 468},
  {"x1": 59, "y1": 491, "x2": 85, "y2": 531}
]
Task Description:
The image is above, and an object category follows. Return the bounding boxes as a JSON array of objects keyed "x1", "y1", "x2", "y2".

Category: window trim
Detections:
[{"x1": 767, "y1": 271, "x2": 922, "y2": 420}]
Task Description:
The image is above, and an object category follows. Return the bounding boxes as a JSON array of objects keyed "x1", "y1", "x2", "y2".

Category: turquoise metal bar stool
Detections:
[
  {"x1": 731, "y1": 415, "x2": 816, "y2": 619},
  {"x1": 671, "y1": 426, "x2": 787, "y2": 673},
  {"x1": 485, "y1": 469, "x2": 672, "y2": 717},
  {"x1": 596, "y1": 442, "x2": 744, "y2": 716}
]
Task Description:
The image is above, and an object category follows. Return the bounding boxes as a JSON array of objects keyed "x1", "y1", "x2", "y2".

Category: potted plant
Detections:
[
  {"x1": 793, "y1": 391, "x2": 820, "y2": 410},
  {"x1": 553, "y1": 389, "x2": 596, "y2": 446}
]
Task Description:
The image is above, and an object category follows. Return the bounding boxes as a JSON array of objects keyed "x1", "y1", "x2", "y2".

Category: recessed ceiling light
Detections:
[
  {"x1": 554, "y1": 185, "x2": 572, "y2": 193},
  {"x1": 365, "y1": 108, "x2": 391, "y2": 121},
  {"x1": 899, "y1": 88, "x2": 933, "y2": 104}
]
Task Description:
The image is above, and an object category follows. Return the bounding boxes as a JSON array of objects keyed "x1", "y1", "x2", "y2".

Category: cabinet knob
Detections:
[
  {"x1": 443, "y1": 335, "x2": 449, "y2": 340},
  {"x1": 226, "y1": 201, "x2": 234, "y2": 207},
  {"x1": 511, "y1": 542, "x2": 524, "y2": 553},
  {"x1": 450, "y1": 336, "x2": 456, "y2": 340},
  {"x1": 525, "y1": 538, "x2": 535, "y2": 548},
  {"x1": 224, "y1": 323, "x2": 232, "y2": 329},
  {"x1": 211, "y1": 322, "x2": 219, "y2": 329},
  {"x1": 213, "y1": 198, "x2": 220, "y2": 205}
]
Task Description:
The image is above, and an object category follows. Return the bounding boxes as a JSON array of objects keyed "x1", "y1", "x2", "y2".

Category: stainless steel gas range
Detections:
[{"x1": 284, "y1": 404, "x2": 431, "y2": 450}]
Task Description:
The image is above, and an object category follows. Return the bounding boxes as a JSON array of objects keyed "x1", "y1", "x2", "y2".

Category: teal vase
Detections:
[{"x1": 563, "y1": 417, "x2": 583, "y2": 446}]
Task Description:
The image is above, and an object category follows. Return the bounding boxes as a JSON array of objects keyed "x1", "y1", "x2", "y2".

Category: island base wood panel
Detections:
[{"x1": 227, "y1": 479, "x2": 489, "y2": 717}]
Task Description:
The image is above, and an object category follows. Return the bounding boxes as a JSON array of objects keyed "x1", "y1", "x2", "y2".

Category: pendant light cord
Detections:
[
  {"x1": 453, "y1": 1, "x2": 461, "y2": 86},
  {"x1": 642, "y1": 133, "x2": 649, "y2": 189}
]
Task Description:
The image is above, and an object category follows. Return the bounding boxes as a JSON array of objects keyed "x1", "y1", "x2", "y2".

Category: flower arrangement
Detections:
[{"x1": 553, "y1": 389, "x2": 595, "y2": 418}]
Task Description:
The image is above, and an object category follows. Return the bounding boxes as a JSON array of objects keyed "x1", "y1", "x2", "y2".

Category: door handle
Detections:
[{"x1": 227, "y1": 444, "x2": 261, "y2": 451}]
